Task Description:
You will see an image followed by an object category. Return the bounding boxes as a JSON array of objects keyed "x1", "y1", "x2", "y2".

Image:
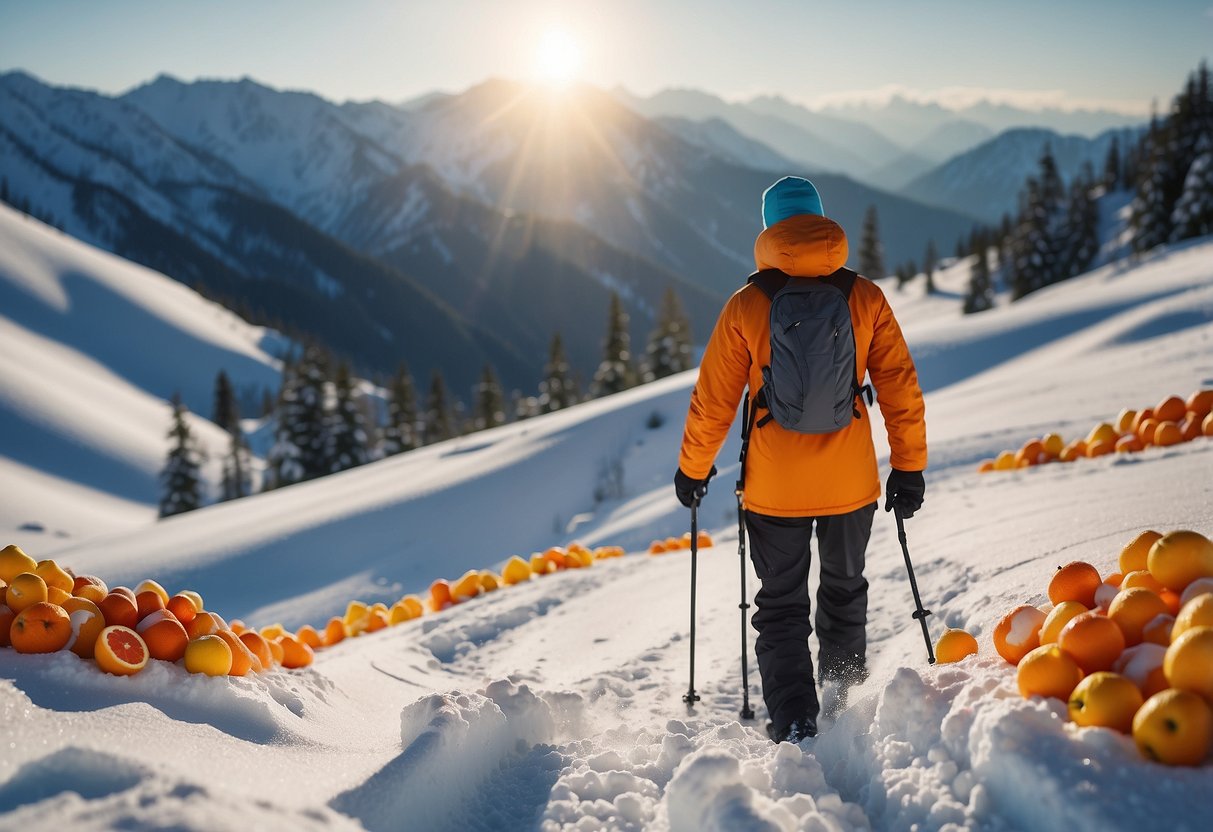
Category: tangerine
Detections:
[
  {"x1": 1087, "y1": 423, "x2": 1118, "y2": 446},
  {"x1": 1115, "y1": 435, "x2": 1144, "y2": 453},
  {"x1": 1115, "y1": 409, "x2": 1138, "y2": 434},
  {"x1": 10, "y1": 601, "x2": 71, "y2": 653},
  {"x1": 1057, "y1": 611, "x2": 1125, "y2": 673},
  {"x1": 134, "y1": 579, "x2": 170, "y2": 606},
  {"x1": 479, "y1": 571, "x2": 501, "y2": 593},
  {"x1": 179, "y1": 590, "x2": 205, "y2": 611},
  {"x1": 296, "y1": 624, "x2": 324, "y2": 649},
  {"x1": 1048, "y1": 561, "x2": 1102, "y2": 608},
  {"x1": 502, "y1": 556, "x2": 532, "y2": 585},
  {"x1": 240, "y1": 631, "x2": 274, "y2": 669},
  {"x1": 187, "y1": 611, "x2": 226, "y2": 640},
  {"x1": 1173, "y1": 594, "x2": 1213, "y2": 641},
  {"x1": 1164, "y1": 626, "x2": 1213, "y2": 701},
  {"x1": 1136, "y1": 418, "x2": 1160, "y2": 445},
  {"x1": 166, "y1": 594, "x2": 198, "y2": 625},
  {"x1": 993, "y1": 605, "x2": 1046, "y2": 664},
  {"x1": 98, "y1": 591, "x2": 139, "y2": 629},
  {"x1": 267, "y1": 637, "x2": 285, "y2": 666},
  {"x1": 6, "y1": 572, "x2": 48, "y2": 613},
  {"x1": 135, "y1": 590, "x2": 165, "y2": 622},
  {"x1": 1017, "y1": 644, "x2": 1084, "y2": 700},
  {"x1": 184, "y1": 634, "x2": 232, "y2": 676},
  {"x1": 1122, "y1": 570, "x2": 1165, "y2": 594},
  {"x1": 430, "y1": 579, "x2": 453, "y2": 611},
  {"x1": 1067, "y1": 672, "x2": 1143, "y2": 733},
  {"x1": 1040, "y1": 601, "x2": 1088, "y2": 645},
  {"x1": 1133, "y1": 689, "x2": 1213, "y2": 766},
  {"x1": 71, "y1": 575, "x2": 108, "y2": 603},
  {"x1": 451, "y1": 570, "x2": 482, "y2": 602},
  {"x1": 1187, "y1": 389, "x2": 1213, "y2": 420},
  {"x1": 1154, "y1": 395, "x2": 1187, "y2": 424},
  {"x1": 934, "y1": 629, "x2": 979, "y2": 663},
  {"x1": 215, "y1": 629, "x2": 256, "y2": 675},
  {"x1": 323, "y1": 617, "x2": 346, "y2": 647},
  {"x1": 1086, "y1": 440, "x2": 1114, "y2": 458},
  {"x1": 94, "y1": 625, "x2": 149, "y2": 675},
  {"x1": 1120, "y1": 531, "x2": 1162, "y2": 574},
  {"x1": 136, "y1": 609, "x2": 188, "y2": 662},
  {"x1": 366, "y1": 610, "x2": 389, "y2": 632},
  {"x1": 278, "y1": 634, "x2": 314, "y2": 669},
  {"x1": 1108, "y1": 588, "x2": 1169, "y2": 646},
  {"x1": 993, "y1": 450, "x2": 1016, "y2": 471},
  {"x1": 1154, "y1": 421, "x2": 1183, "y2": 447}
]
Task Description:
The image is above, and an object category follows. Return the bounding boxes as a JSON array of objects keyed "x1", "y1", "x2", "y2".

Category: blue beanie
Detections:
[{"x1": 761, "y1": 176, "x2": 824, "y2": 228}]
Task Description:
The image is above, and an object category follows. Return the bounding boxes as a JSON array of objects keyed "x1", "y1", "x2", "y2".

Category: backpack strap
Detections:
[
  {"x1": 820, "y1": 267, "x2": 858, "y2": 300},
  {"x1": 747, "y1": 269, "x2": 790, "y2": 300}
]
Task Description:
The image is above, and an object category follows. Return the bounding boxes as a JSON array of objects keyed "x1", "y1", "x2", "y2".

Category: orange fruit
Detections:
[
  {"x1": 1115, "y1": 409, "x2": 1138, "y2": 434},
  {"x1": 451, "y1": 570, "x2": 482, "y2": 602},
  {"x1": 1204, "y1": 412, "x2": 1213, "y2": 437},
  {"x1": 1133, "y1": 689, "x2": 1213, "y2": 766},
  {"x1": 98, "y1": 591, "x2": 139, "y2": 629},
  {"x1": 1180, "y1": 414, "x2": 1202, "y2": 442},
  {"x1": 1180, "y1": 577, "x2": 1213, "y2": 608},
  {"x1": 1015, "y1": 440, "x2": 1045, "y2": 467},
  {"x1": 1048, "y1": 561, "x2": 1102, "y2": 608},
  {"x1": 228, "y1": 619, "x2": 247, "y2": 635},
  {"x1": 179, "y1": 590, "x2": 204, "y2": 612},
  {"x1": 10, "y1": 601, "x2": 71, "y2": 653},
  {"x1": 267, "y1": 637, "x2": 285, "y2": 666},
  {"x1": 544, "y1": 547, "x2": 568, "y2": 570},
  {"x1": 934, "y1": 629, "x2": 978, "y2": 663},
  {"x1": 1173, "y1": 594, "x2": 1213, "y2": 641},
  {"x1": 343, "y1": 601, "x2": 368, "y2": 627},
  {"x1": 134, "y1": 579, "x2": 170, "y2": 606},
  {"x1": 1058, "y1": 611, "x2": 1125, "y2": 673},
  {"x1": 430, "y1": 580, "x2": 453, "y2": 611},
  {"x1": 1015, "y1": 457, "x2": 1031, "y2": 469},
  {"x1": 1058, "y1": 443, "x2": 1083, "y2": 463},
  {"x1": 530, "y1": 554, "x2": 555, "y2": 574},
  {"x1": 1164, "y1": 626, "x2": 1213, "y2": 700},
  {"x1": 71, "y1": 575, "x2": 108, "y2": 603},
  {"x1": 1115, "y1": 435, "x2": 1144, "y2": 453},
  {"x1": 184, "y1": 634, "x2": 232, "y2": 676},
  {"x1": 187, "y1": 611, "x2": 226, "y2": 640},
  {"x1": 1114, "y1": 643, "x2": 1170, "y2": 698},
  {"x1": 1154, "y1": 421, "x2": 1182, "y2": 447},
  {"x1": 502, "y1": 556, "x2": 532, "y2": 585},
  {"x1": 993, "y1": 451, "x2": 1016, "y2": 471},
  {"x1": 1040, "y1": 601, "x2": 1088, "y2": 644},
  {"x1": 1142, "y1": 613, "x2": 1175, "y2": 647},
  {"x1": 1087, "y1": 423, "x2": 1118, "y2": 446},
  {"x1": 136, "y1": 609, "x2": 189, "y2": 662},
  {"x1": 6, "y1": 572, "x2": 48, "y2": 613},
  {"x1": 1159, "y1": 589, "x2": 1182, "y2": 615},
  {"x1": 1148, "y1": 530, "x2": 1213, "y2": 591},
  {"x1": 240, "y1": 631, "x2": 274, "y2": 669},
  {"x1": 1086, "y1": 440, "x2": 1114, "y2": 458},
  {"x1": 479, "y1": 571, "x2": 501, "y2": 593},
  {"x1": 215, "y1": 629, "x2": 256, "y2": 675},
  {"x1": 323, "y1": 617, "x2": 346, "y2": 647},
  {"x1": 1042, "y1": 433, "x2": 1065, "y2": 457},
  {"x1": 259, "y1": 623, "x2": 286, "y2": 640},
  {"x1": 278, "y1": 634, "x2": 314, "y2": 669},
  {"x1": 1154, "y1": 395, "x2": 1187, "y2": 424},
  {"x1": 399, "y1": 595, "x2": 423, "y2": 618},
  {"x1": 1017, "y1": 644, "x2": 1084, "y2": 700},
  {"x1": 46, "y1": 586, "x2": 70, "y2": 607},
  {"x1": 1068, "y1": 672, "x2": 1143, "y2": 733},
  {"x1": 296, "y1": 624, "x2": 324, "y2": 649},
  {"x1": 166, "y1": 594, "x2": 198, "y2": 625},
  {"x1": 111, "y1": 586, "x2": 137, "y2": 602},
  {"x1": 1120, "y1": 531, "x2": 1162, "y2": 574},
  {"x1": 94, "y1": 625, "x2": 149, "y2": 675},
  {"x1": 61, "y1": 597, "x2": 105, "y2": 659},
  {"x1": 0, "y1": 544, "x2": 37, "y2": 583},
  {"x1": 1136, "y1": 418, "x2": 1160, "y2": 445},
  {"x1": 1122, "y1": 570, "x2": 1165, "y2": 594},
  {"x1": 1107, "y1": 572, "x2": 1124, "y2": 588},
  {"x1": 0, "y1": 604, "x2": 12, "y2": 648},
  {"x1": 135, "y1": 590, "x2": 165, "y2": 622},
  {"x1": 34, "y1": 559, "x2": 73, "y2": 593},
  {"x1": 1131, "y1": 408, "x2": 1155, "y2": 433},
  {"x1": 649, "y1": 541, "x2": 668, "y2": 554},
  {"x1": 697, "y1": 533, "x2": 713, "y2": 549},
  {"x1": 1188, "y1": 389, "x2": 1213, "y2": 420},
  {"x1": 389, "y1": 601, "x2": 415, "y2": 625},
  {"x1": 993, "y1": 605, "x2": 1046, "y2": 664},
  {"x1": 1108, "y1": 588, "x2": 1169, "y2": 646},
  {"x1": 366, "y1": 610, "x2": 389, "y2": 632}
]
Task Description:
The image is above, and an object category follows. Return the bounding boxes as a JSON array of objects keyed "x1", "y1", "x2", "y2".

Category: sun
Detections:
[{"x1": 534, "y1": 27, "x2": 583, "y2": 88}]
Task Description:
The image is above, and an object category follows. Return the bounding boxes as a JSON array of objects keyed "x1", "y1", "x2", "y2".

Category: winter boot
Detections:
[{"x1": 766, "y1": 713, "x2": 818, "y2": 744}]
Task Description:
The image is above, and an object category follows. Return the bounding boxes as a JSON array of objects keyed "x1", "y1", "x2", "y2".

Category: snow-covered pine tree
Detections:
[
  {"x1": 1063, "y1": 163, "x2": 1100, "y2": 279},
  {"x1": 266, "y1": 343, "x2": 331, "y2": 488},
  {"x1": 326, "y1": 361, "x2": 369, "y2": 472},
  {"x1": 381, "y1": 362, "x2": 419, "y2": 456},
  {"x1": 922, "y1": 240, "x2": 938, "y2": 294},
  {"x1": 896, "y1": 260, "x2": 916, "y2": 291},
  {"x1": 1130, "y1": 121, "x2": 1176, "y2": 255},
  {"x1": 858, "y1": 205, "x2": 885, "y2": 278},
  {"x1": 1103, "y1": 135, "x2": 1121, "y2": 190},
  {"x1": 220, "y1": 423, "x2": 252, "y2": 501},
  {"x1": 963, "y1": 244, "x2": 994, "y2": 315},
  {"x1": 591, "y1": 293, "x2": 636, "y2": 398},
  {"x1": 212, "y1": 370, "x2": 239, "y2": 434},
  {"x1": 1009, "y1": 146, "x2": 1068, "y2": 299},
  {"x1": 1171, "y1": 131, "x2": 1213, "y2": 240},
  {"x1": 424, "y1": 370, "x2": 454, "y2": 444},
  {"x1": 159, "y1": 394, "x2": 205, "y2": 518},
  {"x1": 641, "y1": 287, "x2": 693, "y2": 383},
  {"x1": 474, "y1": 364, "x2": 506, "y2": 431},
  {"x1": 538, "y1": 332, "x2": 577, "y2": 413}
]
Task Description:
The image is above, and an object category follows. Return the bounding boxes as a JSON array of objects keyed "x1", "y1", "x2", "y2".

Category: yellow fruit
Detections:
[
  {"x1": 1147, "y1": 530, "x2": 1213, "y2": 591},
  {"x1": 479, "y1": 571, "x2": 501, "y2": 592},
  {"x1": 344, "y1": 601, "x2": 369, "y2": 627},
  {"x1": 1164, "y1": 626, "x2": 1213, "y2": 701},
  {"x1": 1068, "y1": 672, "x2": 1143, "y2": 733},
  {"x1": 1042, "y1": 433, "x2": 1065, "y2": 457},
  {"x1": 1114, "y1": 643, "x2": 1170, "y2": 698},
  {"x1": 1087, "y1": 422, "x2": 1118, "y2": 446},
  {"x1": 399, "y1": 595, "x2": 424, "y2": 619},
  {"x1": 1017, "y1": 644, "x2": 1084, "y2": 700},
  {"x1": 1040, "y1": 601, "x2": 1088, "y2": 645},
  {"x1": 1120, "y1": 531, "x2": 1162, "y2": 574},
  {"x1": 134, "y1": 579, "x2": 170, "y2": 606},
  {"x1": 1132, "y1": 689, "x2": 1213, "y2": 766},
  {"x1": 992, "y1": 605, "x2": 1046, "y2": 665},
  {"x1": 451, "y1": 570, "x2": 482, "y2": 602},
  {"x1": 0, "y1": 545, "x2": 37, "y2": 583},
  {"x1": 1172, "y1": 594, "x2": 1213, "y2": 641},
  {"x1": 502, "y1": 556, "x2": 532, "y2": 585},
  {"x1": 1108, "y1": 587, "x2": 1170, "y2": 646},
  {"x1": 34, "y1": 560, "x2": 73, "y2": 593},
  {"x1": 1122, "y1": 570, "x2": 1165, "y2": 594},
  {"x1": 260, "y1": 623, "x2": 286, "y2": 641},
  {"x1": 47, "y1": 586, "x2": 71, "y2": 607},
  {"x1": 389, "y1": 601, "x2": 416, "y2": 625},
  {"x1": 1057, "y1": 611, "x2": 1125, "y2": 674},
  {"x1": 934, "y1": 629, "x2": 978, "y2": 663},
  {"x1": 1115, "y1": 409, "x2": 1138, "y2": 434},
  {"x1": 179, "y1": 590, "x2": 205, "y2": 612},
  {"x1": 993, "y1": 451, "x2": 1016, "y2": 471},
  {"x1": 977, "y1": 460, "x2": 995, "y2": 473},
  {"x1": 5, "y1": 572, "x2": 48, "y2": 613},
  {"x1": 1115, "y1": 435, "x2": 1144, "y2": 453},
  {"x1": 184, "y1": 634, "x2": 233, "y2": 676}
]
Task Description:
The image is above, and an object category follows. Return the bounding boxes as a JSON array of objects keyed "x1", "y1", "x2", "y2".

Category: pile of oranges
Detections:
[
  {"x1": 649, "y1": 531, "x2": 715, "y2": 555},
  {"x1": 977, "y1": 390, "x2": 1213, "y2": 473},
  {"x1": 981, "y1": 529, "x2": 1213, "y2": 767}
]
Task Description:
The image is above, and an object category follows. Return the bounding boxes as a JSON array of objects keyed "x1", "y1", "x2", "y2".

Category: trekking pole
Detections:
[
  {"x1": 895, "y1": 510, "x2": 936, "y2": 664},
  {"x1": 682, "y1": 497, "x2": 702, "y2": 711},
  {"x1": 736, "y1": 486, "x2": 756, "y2": 720}
]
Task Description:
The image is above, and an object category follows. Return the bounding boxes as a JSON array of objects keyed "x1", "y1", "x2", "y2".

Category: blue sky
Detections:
[{"x1": 1, "y1": 0, "x2": 1209, "y2": 111}]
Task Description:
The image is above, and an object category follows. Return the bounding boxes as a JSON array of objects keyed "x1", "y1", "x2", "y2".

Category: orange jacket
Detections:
[{"x1": 678, "y1": 214, "x2": 927, "y2": 517}]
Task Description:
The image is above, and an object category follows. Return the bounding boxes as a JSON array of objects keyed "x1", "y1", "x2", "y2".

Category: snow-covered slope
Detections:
[
  {"x1": 2, "y1": 234, "x2": 1211, "y2": 829},
  {"x1": 0, "y1": 204, "x2": 284, "y2": 537}
]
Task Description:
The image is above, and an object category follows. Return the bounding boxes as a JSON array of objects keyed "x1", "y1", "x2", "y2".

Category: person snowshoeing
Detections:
[{"x1": 674, "y1": 176, "x2": 928, "y2": 744}]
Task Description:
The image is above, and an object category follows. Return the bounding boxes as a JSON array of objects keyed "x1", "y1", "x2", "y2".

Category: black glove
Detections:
[
  {"x1": 674, "y1": 466, "x2": 717, "y2": 508},
  {"x1": 885, "y1": 469, "x2": 925, "y2": 519}
]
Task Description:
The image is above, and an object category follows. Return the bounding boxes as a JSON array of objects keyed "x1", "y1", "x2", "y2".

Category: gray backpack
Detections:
[{"x1": 748, "y1": 268, "x2": 871, "y2": 434}]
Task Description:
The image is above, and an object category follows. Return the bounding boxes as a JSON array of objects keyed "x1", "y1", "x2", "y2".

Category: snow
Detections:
[{"x1": 2, "y1": 221, "x2": 1213, "y2": 829}]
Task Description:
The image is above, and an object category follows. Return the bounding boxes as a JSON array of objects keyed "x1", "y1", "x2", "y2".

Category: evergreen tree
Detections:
[
  {"x1": 896, "y1": 260, "x2": 916, "y2": 291},
  {"x1": 260, "y1": 388, "x2": 275, "y2": 418},
  {"x1": 1063, "y1": 165, "x2": 1101, "y2": 277},
  {"x1": 538, "y1": 332, "x2": 577, "y2": 413},
  {"x1": 1130, "y1": 119, "x2": 1176, "y2": 254},
  {"x1": 381, "y1": 362, "x2": 419, "y2": 456},
  {"x1": 1009, "y1": 146, "x2": 1068, "y2": 299},
  {"x1": 591, "y1": 293, "x2": 636, "y2": 398},
  {"x1": 922, "y1": 240, "x2": 938, "y2": 294},
  {"x1": 212, "y1": 370, "x2": 239, "y2": 434},
  {"x1": 423, "y1": 370, "x2": 454, "y2": 444},
  {"x1": 266, "y1": 344, "x2": 331, "y2": 488},
  {"x1": 642, "y1": 287, "x2": 693, "y2": 383},
  {"x1": 1171, "y1": 131, "x2": 1213, "y2": 240},
  {"x1": 159, "y1": 394, "x2": 205, "y2": 518},
  {"x1": 1103, "y1": 135, "x2": 1121, "y2": 190},
  {"x1": 474, "y1": 364, "x2": 506, "y2": 431},
  {"x1": 0, "y1": 177, "x2": 8, "y2": 205},
  {"x1": 963, "y1": 245, "x2": 995, "y2": 315},
  {"x1": 858, "y1": 205, "x2": 885, "y2": 278},
  {"x1": 220, "y1": 424, "x2": 252, "y2": 502},
  {"x1": 326, "y1": 362, "x2": 369, "y2": 472}
]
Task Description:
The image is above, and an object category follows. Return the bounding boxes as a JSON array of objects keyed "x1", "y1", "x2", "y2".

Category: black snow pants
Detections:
[{"x1": 745, "y1": 501, "x2": 876, "y2": 734}]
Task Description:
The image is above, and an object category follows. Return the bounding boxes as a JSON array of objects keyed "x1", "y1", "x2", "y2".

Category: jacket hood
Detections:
[{"x1": 753, "y1": 214, "x2": 849, "y2": 277}]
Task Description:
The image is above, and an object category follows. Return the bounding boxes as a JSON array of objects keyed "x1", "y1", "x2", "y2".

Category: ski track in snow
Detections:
[{"x1": 1, "y1": 213, "x2": 1213, "y2": 830}]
